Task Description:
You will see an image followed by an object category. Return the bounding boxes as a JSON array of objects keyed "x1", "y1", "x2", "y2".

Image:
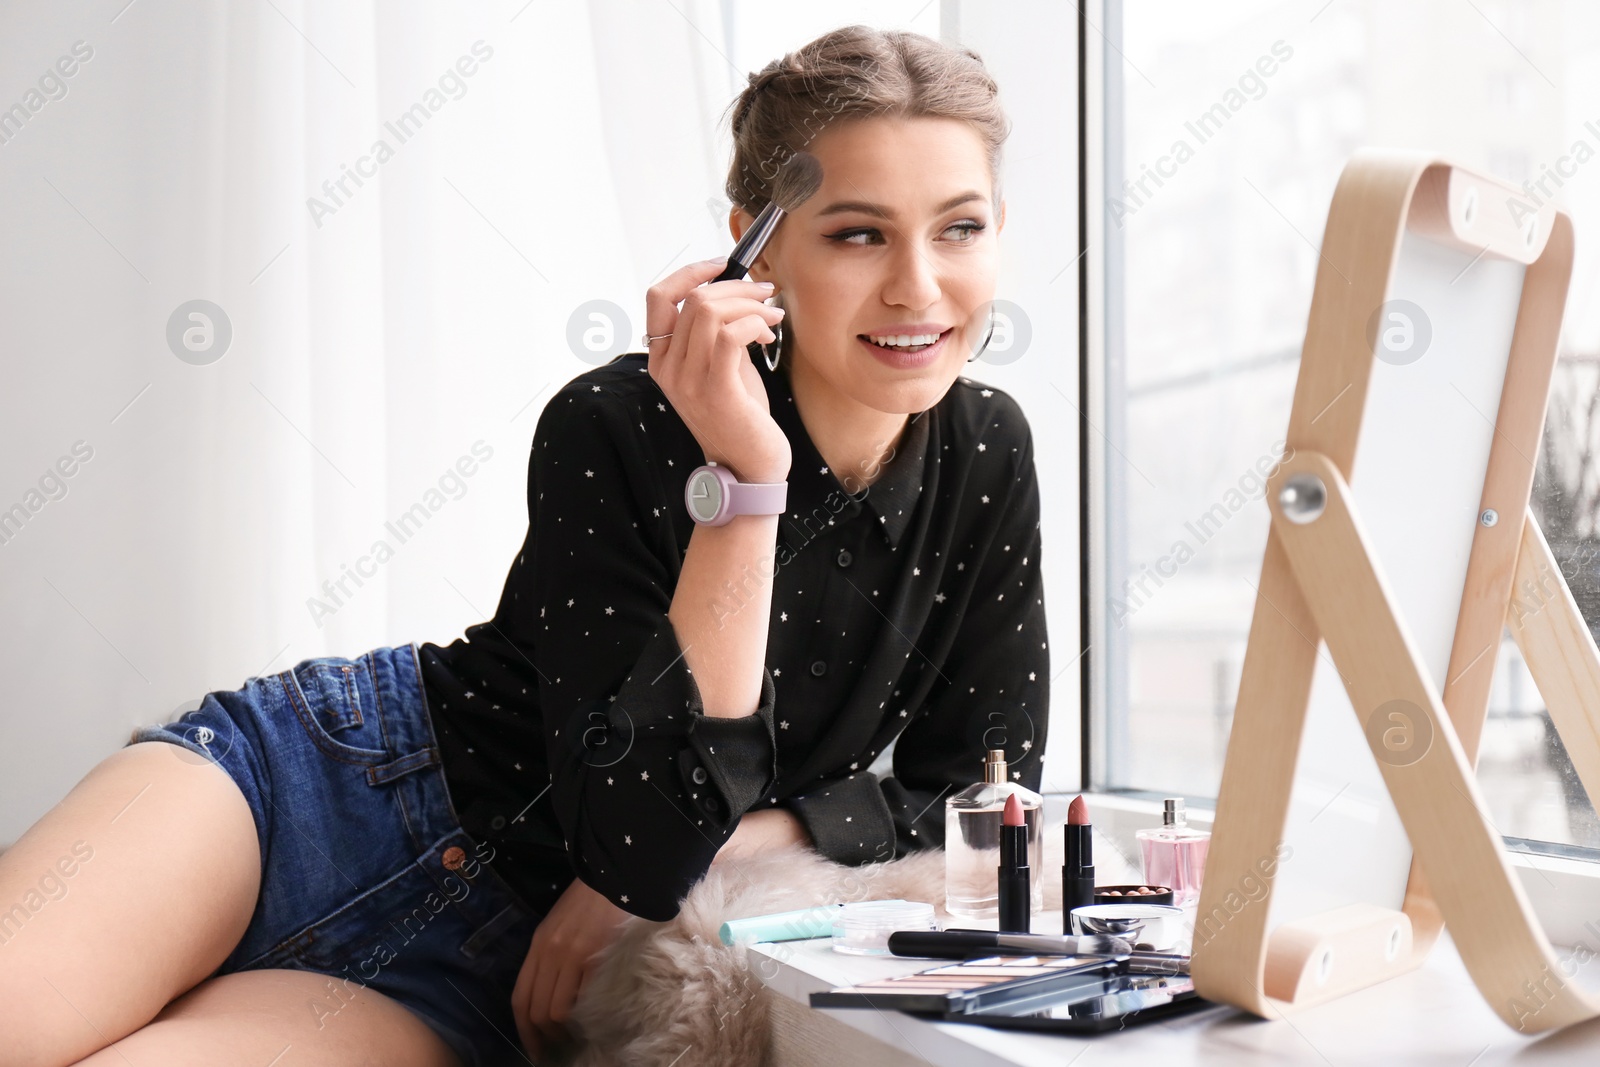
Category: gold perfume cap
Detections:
[{"x1": 984, "y1": 748, "x2": 1008, "y2": 784}]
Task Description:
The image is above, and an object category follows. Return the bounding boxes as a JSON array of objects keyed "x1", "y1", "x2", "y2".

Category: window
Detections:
[{"x1": 1088, "y1": 0, "x2": 1600, "y2": 853}]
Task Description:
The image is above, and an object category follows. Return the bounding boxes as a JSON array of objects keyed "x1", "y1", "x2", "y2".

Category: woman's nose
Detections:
[{"x1": 881, "y1": 241, "x2": 943, "y2": 308}]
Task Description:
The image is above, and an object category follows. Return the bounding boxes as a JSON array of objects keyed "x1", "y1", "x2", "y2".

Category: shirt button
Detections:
[
  {"x1": 490, "y1": 815, "x2": 507, "y2": 831},
  {"x1": 691, "y1": 766, "x2": 708, "y2": 785},
  {"x1": 811, "y1": 660, "x2": 827, "y2": 677},
  {"x1": 836, "y1": 548, "x2": 853, "y2": 568},
  {"x1": 704, "y1": 796, "x2": 721, "y2": 813}
]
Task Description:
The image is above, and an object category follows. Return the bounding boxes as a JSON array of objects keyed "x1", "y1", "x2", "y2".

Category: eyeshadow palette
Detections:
[
  {"x1": 809, "y1": 953, "x2": 1213, "y2": 1032},
  {"x1": 808, "y1": 954, "x2": 1119, "y2": 1014}
]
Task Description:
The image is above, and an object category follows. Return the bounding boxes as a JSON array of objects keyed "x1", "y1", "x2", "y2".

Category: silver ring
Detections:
[{"x1": 642, "y1": 331, "x2": 673, "y2": 347}]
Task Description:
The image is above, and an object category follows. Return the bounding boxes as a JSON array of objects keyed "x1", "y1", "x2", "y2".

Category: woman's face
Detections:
[{"x1": 735, "y1": 115, "x2": 1005, "y2": 415}]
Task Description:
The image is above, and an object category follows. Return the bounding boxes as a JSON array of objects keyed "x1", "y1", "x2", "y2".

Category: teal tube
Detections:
[{"x1": 718, "y1": 903, "x2": 848, "y2": 946}]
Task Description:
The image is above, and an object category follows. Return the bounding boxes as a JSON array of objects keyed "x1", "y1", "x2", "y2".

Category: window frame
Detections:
[{"x1": 1076, "y1": 0, "x2": 1600, "y2": 916}]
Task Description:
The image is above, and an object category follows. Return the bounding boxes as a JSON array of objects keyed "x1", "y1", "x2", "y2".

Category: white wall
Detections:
[{"x1": 0, "y1": 0, "x2": 1082, "y2": 844}]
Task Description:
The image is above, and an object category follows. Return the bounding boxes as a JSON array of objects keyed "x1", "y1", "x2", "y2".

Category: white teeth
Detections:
[{"x1": 867, "y1": 331, "x2": 943, "y2": 347}]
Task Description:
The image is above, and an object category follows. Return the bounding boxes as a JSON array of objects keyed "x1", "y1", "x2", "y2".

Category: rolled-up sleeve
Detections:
[
  {"x1": 786, "y1": 418, "x2": 1049, "y2": 864},
  {"x1": 529, "y1": 387, "x2": 778, "y2": 920}
]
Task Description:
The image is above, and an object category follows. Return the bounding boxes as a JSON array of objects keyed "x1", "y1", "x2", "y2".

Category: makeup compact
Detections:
[
  {"x1": 810, "y1": 953, "x2": 1210, "y2": 1032},
  {"x1": 829, "y1": 899, "x2": 938, "y2": 956}
]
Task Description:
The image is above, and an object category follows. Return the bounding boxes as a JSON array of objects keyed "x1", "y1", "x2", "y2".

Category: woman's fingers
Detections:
[
  {"x1": 545, "y1": 961, "x2": 583, "y2": 1032},
  {"x1": 511, "y1": 951, "x2": 541, "y2": 1057},
  {"x1": 644, "y1": 263, "x2": 775, "y2": 356},
  {"x1": 678, "y1": 299, "x2": 782, "y2": 387}
]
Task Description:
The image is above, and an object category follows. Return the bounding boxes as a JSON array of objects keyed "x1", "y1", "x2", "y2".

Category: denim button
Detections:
[
  {"x1": 810, "y1": 660, "x2": 826, "y2": 677},
  {"x1": 692, "y1": 766, "x2": 708, "y2": 785},
  {"x1": 836, "y1": 548, "x2": 853, "y2": 568},
  {"x1": 490, "y1": 815, "x2": 507, "y2": 831}
]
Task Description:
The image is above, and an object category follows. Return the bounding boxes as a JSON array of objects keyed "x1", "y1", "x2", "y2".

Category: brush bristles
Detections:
[{"x1": 770, "y1": 151, "x2": 823, "y2": 213}]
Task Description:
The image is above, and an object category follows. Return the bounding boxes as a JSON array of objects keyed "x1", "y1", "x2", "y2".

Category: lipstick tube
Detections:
[{"x1": 997, "y1": 796, "x2": 1031, "y2": 933}]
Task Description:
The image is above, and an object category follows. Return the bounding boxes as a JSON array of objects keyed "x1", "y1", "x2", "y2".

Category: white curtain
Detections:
[{"x1": 0, "y1": 0, "x2": 1077, "y2": 843}]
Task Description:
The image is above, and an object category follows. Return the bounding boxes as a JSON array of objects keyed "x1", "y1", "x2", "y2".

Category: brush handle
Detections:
[{"x1": 715, "y1": 200, "x2": 785, "y2": 283}]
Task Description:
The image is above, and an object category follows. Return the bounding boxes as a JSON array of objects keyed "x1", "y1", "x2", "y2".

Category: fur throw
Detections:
[{"x1": 548, "y1": 827, "x2": 1137, "y2": 1066}]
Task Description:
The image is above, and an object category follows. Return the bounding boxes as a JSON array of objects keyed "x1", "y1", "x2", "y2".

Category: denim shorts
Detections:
[{"x1": 126, "y1": 642, "x2": 542, "y2": 1067}]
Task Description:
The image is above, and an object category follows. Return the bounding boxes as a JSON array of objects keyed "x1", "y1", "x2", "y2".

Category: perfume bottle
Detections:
[
  {"x1": 1137, "y1": 797, "x2": 1211, "y2": 907},
  {"x1": 944, "y1": 748, "x2": 1043, "y2": 918}
]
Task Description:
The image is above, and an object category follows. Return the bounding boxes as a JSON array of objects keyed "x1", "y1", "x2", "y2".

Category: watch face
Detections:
[{"x1": 687, "y1": 469, "x2": 723, "y2": 522}]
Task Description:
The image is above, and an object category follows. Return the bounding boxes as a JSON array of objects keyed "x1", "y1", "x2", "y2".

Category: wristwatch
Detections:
[{"x1": 684, "y1": 463, "x2": 788, "y2": 526}]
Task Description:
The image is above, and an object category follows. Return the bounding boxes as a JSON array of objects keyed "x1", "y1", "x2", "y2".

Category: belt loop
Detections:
[{"x1": 367, "y1": 746, "x2": 440, "y2": 786}]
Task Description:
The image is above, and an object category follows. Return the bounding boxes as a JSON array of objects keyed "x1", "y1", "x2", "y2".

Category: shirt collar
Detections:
[{"x1": 755, "y1": 344, "x2": 930, "y2": 548}]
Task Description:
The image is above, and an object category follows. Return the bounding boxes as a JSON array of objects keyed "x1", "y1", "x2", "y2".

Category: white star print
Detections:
[
  {"x1": 605, "y1": 606, "x2": 615, "y2": 615},
  {"x1": 977, "y1": 443, "x2": 986, "y2": 451},
  {"x1": 981, "y1": 389, "x2": 993, "y2": 397},
  {"x1": 850, "y1": 762, "x2": 858, "y2": 770},
  {"x1": 1029, "y1": 672, "x2": 1037, "y2": 681},
  {"x1": 640, "y1": 771, "x2": 650, "y2": 781},
  {"x1": 981, "y1": 495, "x2": 990, "y2": 504},
  {"x1": 935, "y1": 592, "x2": 946, "y2": 603},
  {"x1": 585, "y1": 469, "x2": 595, "y2": 477},
  {"x1": 657, "y1": 402, "x2": 666, "y2": 411},
  {"x1": 514, "y1": 762, "x2": 522, "y2": 770},
  {"x1": 957, "y1": 563, "x2": 965, "y2": 570},
  {"x1": 913, "y1": 567, "x2": 920, "y2": 576},
  {"x1": 780, "y1": 612, "x2": 788, "y2": 621},
  {"x1": 607, "y1": 776, "x2": 614, "y2": 785},
  {"x1": 621, "y1": 894, "x2": 629, "y2": 903},
  {"x1": 591, "y1": 385, "x2": 601, "y2": 392},
  {"x1": 1022, "y1": 740, "x2": 1033, "y2": 751},
  {"x1": 625, "y1": 835, "x2": 632, "y2": 845},
  {"x1": 780, "y1": 720, "x2": 790, "y2": 729}
]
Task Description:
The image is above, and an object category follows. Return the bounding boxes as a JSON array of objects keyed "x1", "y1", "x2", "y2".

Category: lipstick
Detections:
[
  {"x1": 997, "y1": 793, "x2": 1031, "y2": 933},
  {"x1": 1063, "y1": 795, "x2": 1095, "y2": 929}
]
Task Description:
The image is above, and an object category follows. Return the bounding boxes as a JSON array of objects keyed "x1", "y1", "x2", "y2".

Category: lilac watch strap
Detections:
[{"x1": 727, "y1": 478, "x2": 787, "y2": 517}]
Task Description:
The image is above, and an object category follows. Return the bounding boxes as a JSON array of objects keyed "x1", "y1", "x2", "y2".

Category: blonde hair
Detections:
[{"x1": 722, "y1": 25, "x2": 1011, "y2": 217}]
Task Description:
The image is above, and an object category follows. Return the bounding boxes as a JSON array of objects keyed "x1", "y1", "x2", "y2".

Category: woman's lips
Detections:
[{"x1": 856, "y1": 327, "x2": 953, "y2": 369}]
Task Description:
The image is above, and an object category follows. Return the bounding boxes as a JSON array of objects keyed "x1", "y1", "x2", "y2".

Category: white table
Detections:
[{"x1": 752, "y1": 916, "x2": 1600, "y2": 1066}]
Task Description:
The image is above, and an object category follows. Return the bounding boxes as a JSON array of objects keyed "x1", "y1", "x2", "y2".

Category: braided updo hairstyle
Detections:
[{"x1": 722, "y1": 25, "x2": 1012, "y2": 218}]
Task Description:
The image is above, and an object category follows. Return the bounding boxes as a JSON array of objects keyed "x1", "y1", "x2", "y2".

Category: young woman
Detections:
[{"x1": 0, "y1": 24, "x2": 1047, "y2": 1067}]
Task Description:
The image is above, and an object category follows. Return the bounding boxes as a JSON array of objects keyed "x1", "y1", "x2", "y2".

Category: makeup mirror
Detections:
[
  {"x1": 1191, "y1": 151, "x2": 1600, "y2": 1031},
  {"x1": 1270, "y1": 219, "x2": 1528, "y2": 927}
]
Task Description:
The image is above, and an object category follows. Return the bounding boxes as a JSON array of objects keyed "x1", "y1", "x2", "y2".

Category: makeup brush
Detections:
[{"x1": 713, "y1": 150, "x2": 823, "y2": 283}]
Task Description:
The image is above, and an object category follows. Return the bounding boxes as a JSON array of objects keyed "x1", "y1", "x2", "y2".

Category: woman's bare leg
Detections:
[
  {"x1": 70, "y1": 969, "x2": 464, "y2": 1067},
  {"x1": 0, "y1": 741, "x2": 261, "y2": 1067}
]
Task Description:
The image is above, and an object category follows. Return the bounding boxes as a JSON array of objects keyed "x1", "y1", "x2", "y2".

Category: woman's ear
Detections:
[{"x1": 727, "y1": 206, "x2": 775, "y2": 285}]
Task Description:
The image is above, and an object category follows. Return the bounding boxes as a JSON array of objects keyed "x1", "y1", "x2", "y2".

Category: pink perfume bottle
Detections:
[{"x1": 1137, "y1": 798, "x2": 1210, "y2": 907}]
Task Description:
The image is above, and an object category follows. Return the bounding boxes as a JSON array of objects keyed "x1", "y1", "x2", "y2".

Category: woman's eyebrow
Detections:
[{"x1": 814, "y1": 190, "x2": 987, "y2": 220}]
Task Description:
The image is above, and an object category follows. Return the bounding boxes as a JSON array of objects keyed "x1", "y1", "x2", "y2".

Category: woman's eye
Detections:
[{"x1": 829, "y1": 221, "x2": 987, "y2": 246}]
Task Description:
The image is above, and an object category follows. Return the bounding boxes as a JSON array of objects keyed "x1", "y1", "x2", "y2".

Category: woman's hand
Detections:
[
  {"x1": 644, "y1": 258, "x2": 792, "y2": 483},
  {"x1": 511, "y1": 875, "x2": 632, "y2": 1057}
]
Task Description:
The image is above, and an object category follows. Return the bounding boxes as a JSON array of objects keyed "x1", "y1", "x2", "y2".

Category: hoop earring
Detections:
[
  {"x1": 968, "y1": 307, "x2": 996, "y2": 362},
  {"x1": 758, "y1": 303, "x2": 785, "y2": 372}
]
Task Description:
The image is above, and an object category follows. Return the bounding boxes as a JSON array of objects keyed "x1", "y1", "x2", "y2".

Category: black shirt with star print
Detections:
[{"x1": 419, "y1": 344, "x2": 1049, "y2": 922}]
